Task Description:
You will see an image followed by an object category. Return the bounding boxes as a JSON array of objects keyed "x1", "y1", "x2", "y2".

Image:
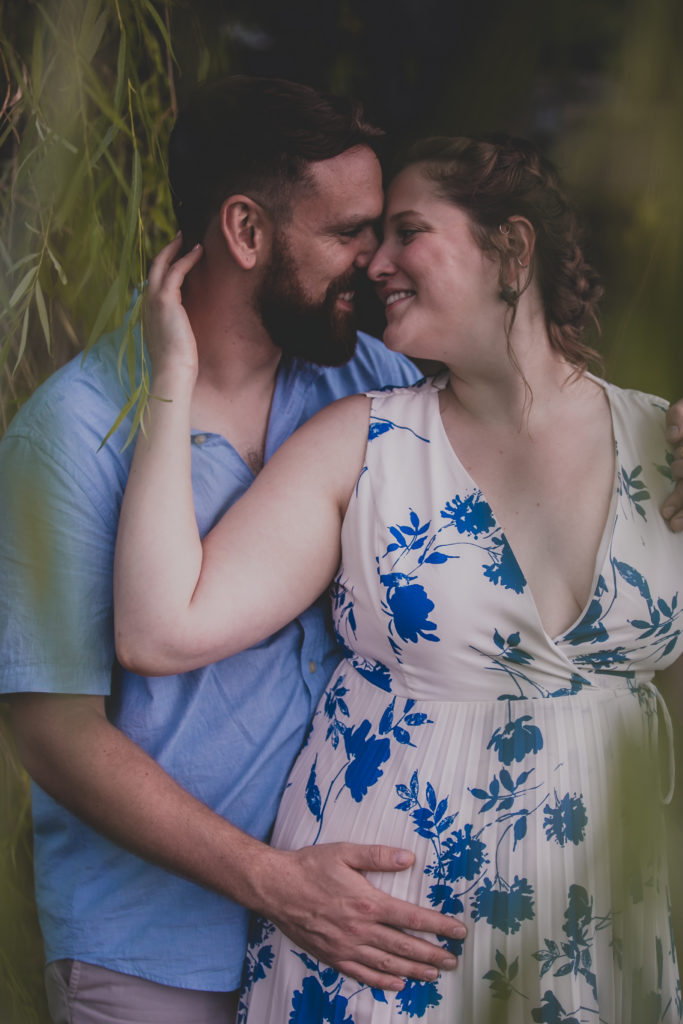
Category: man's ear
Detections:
[{"x1": 218, "y1": 195, "x2": 270, "y2": 269}]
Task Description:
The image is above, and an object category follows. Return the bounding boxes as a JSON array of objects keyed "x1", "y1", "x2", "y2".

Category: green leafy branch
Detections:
[{"x1": 0, "y1": 0, "x2": 180, "y2": 435}]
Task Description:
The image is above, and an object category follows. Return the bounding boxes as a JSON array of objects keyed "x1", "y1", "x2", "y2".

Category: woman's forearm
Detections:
[{"x1": 114, "y1": 363, "x2": 203, "y2": 672}]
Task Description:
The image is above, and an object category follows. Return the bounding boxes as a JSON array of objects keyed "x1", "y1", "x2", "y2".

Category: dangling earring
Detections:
[
  {"x1": 499, "y1": 222, "x2": 526, "y2": 305},
  {"x1": 500, "y1": 284, "x2": 519, "y2": 306}
]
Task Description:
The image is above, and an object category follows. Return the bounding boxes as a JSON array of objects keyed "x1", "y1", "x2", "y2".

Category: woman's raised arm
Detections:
[{"x1": 113, "y1": 238, "x2": 369, "y2": 676}]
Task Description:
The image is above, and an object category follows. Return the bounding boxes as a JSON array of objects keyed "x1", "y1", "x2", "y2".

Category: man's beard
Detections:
[{"x1": 255, "y1": 233, "x2": 362, "y2": 367}]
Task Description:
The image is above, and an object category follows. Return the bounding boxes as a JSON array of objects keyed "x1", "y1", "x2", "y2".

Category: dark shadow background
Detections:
[{"x1": 167, "y1": 0, "x2": 683, "y2": 397}]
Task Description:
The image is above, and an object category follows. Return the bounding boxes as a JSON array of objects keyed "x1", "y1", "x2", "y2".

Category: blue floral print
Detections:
[
  {"x1": 343, "y1": 721, "x2": 391, "y2": 802},
  {"x1": 368, "y1": 413, "x2": 429, "y2": 444},
  {"x1": 304, "y1": 718, "x2": 390, "y2": 838},
  {"x1": 323, "y1": 677, "x2": 350, "y2": 748},
  {"x1": 563, "y1": 551, "x2": 682, "y2": 671},
  {"x1": 440, "y1": 492, "x2": 496, "y2": 537},
  {"x1": 619, "y1": 464, "x2": 651, "y2": 521},
  {"x1": 303, "y1": 693, "x2": 434, "y2": 839},
  {"x1": 379, "y1": 696, "x2": 433, "y2": 746},
  {"x1": 438, "y1": 823, "x2": 488, "y2": 882},
  {"x1": 379, "y1": 572, "x2": 439, "y2": 647},
  {"x1": 238, "y1": 918, "x2": 276, "y2": 1019},
  {"x1": 483, "y1": 950, "x2": 525, "y2": 1001},
  {"x1": 290, "y1": 974, "x2": 355, "y2": 1024},
  {"x1": 472, "y1": 875, "x2": 536, "y2": 934},
  {"x1": 531, "y1": 991, "x2": 582, "y2": 1024},
  {"x1": 394, "y1": 771, "x2": 472, "y2": 954},
  {"x1": 488, "y1": 714, "x2": 544, "y2": 764},
  {"x1": 239, "y1": 380, "x2": 682, "y2": 1023},
  {"x1": 482, "y1": 536, "x2": 527, "y2": 593},
  {"x1": 479, "y1": 885, "x2": 614, "y2": 1017},
  {"x1": 532, "y1": 885, "x2": 611, "y2": 1000},
  {"x1": 543, "y1": 794, "x2": 588, "y2": 847},
  {"x1": 332, "y1": 576, "x2": 394, "y2": 692},
  {"x1": 470, "y1": 629, "x2": 594, "y2": 699},
  {"x1": 656, "y1": 450, "x2": 674, "y2": 482},
  {"x1": 394, "y1": 979, "x2": 442, "y2": 1017}
]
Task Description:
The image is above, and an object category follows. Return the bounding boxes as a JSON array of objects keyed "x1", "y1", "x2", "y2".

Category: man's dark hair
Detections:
[{"x1": 169, "y1": 75, "x2": 384, "y2": 247}]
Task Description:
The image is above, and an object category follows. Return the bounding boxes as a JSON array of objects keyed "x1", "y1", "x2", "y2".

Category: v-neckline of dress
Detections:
[{"x1": 427, "y1": 373, "x2": 620, "y2": 648}]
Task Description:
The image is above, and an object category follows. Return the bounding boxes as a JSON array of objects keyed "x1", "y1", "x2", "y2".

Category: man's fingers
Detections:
[
  {"x1": 331, "y1": 924, "x2": 461, "y2": 988},
  {"x1": 663, "y1": 408, "x2": 683, "y2": 529},
  {"x1": 669, "y1": 513, "x2": 683, "y2": 533},
  {"x1": 665, "y1": 401, "x2": 683, "y2": 442},
  {"x1": 341, "y1": 842, "x2": 415, "y2": 873},
  {"x1": 662, "y1": 478, "x2": 683, "y2": 530},
  {"x1": 338, "y1": 842, "x2": 467, "y2": 942},
  {"x1": 352, "y1": 925, "x2": 460, "y2": 977},
  {"x1": 376, "y1": 889, "x2": 467, "y2": 943},
  {"x1": 333, "y1": 960, "x2": 406, "y2": 992}
]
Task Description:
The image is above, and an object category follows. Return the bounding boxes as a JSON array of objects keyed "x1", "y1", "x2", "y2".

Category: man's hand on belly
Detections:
[{"x1": 250, "y1": 842, "x2": 467, "y2": 991}]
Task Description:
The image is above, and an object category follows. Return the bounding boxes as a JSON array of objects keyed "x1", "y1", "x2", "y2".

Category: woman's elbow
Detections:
[
  {"x1": 114, "y1": 622, "x2": 183, "y2": 677},
  {"x1": 115, "y1": 608, "x2": 241, "y2": 675}
]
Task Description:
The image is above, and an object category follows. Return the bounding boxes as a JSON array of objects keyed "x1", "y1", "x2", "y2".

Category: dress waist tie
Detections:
[{"x1": 642, "y1": 680, "x2": 676, "y2": 805}]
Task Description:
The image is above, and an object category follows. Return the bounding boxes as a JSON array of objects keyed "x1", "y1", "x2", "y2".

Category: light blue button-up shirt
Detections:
[{"x1": 0, "y1": 323, "x2": 418, "y2": 991}]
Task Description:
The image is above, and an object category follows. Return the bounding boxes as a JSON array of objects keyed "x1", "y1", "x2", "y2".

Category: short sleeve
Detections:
[{"x1": 0, "y1": 434, "x2": 117, "y2": 696}]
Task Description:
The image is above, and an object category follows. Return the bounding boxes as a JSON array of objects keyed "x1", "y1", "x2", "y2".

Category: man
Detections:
[{"x1": 0, "y1": 77, "x2": 466, "y2": 1024}]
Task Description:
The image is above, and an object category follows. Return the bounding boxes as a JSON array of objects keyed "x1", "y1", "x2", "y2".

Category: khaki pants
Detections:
[{"x1": 45, "y1": 959, "x2": 239, "y2": 1024}]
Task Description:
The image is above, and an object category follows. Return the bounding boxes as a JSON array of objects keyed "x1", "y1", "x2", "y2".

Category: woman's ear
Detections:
[
  {"x1": 218, "y1": 195, "x2": 271, "y2": 270},
  {"x1": 497, "y1": 216, "x2": 536, "y2": 302},
  {"x1": 506, "y1": 215, "x2": 535, "y2": 270}
]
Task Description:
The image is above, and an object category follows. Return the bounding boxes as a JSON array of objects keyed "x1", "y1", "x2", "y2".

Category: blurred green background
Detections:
[{"x1": 1, "y1": 0, "x2": 682, "y2": 1020}]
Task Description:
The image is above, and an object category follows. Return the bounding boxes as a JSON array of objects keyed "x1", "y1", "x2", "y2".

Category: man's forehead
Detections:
[{"x1": 298, "y1": 145, "x2": 384, "y2": 219}]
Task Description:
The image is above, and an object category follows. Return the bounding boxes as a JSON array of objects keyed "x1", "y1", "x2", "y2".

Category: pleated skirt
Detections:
[{"x1": 239, "y1": 665, "x2": 681, "y2": 1023}]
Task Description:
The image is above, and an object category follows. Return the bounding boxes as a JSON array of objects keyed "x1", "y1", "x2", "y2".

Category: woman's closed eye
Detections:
[{"x1": 397, "y1": 227, "x2": 420, "y2": 244}]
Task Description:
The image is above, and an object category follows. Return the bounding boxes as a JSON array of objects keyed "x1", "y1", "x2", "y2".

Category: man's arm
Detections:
[
  {"x1": 662, "y1": 400, "x2": 683, "y2": 530},
  {"x1": 0, "y1": 318, "x2": 464, "y2": 990},
  {"x1": 10, "y1": 691, "x2": 464, "y2": 990}
]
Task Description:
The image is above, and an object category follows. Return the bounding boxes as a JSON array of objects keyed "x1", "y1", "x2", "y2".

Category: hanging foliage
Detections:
[
  {"x1": 0, "y1": 4, "x2": 226, "y2": 1019},
  {"x1": 0, "y1": 0, "x2": 182, "y2": 434}
]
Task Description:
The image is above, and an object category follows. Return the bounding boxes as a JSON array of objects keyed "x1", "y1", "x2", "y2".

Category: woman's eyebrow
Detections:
[{"x1": 387, "y1": 209, "x2": 422, "y2": 222}]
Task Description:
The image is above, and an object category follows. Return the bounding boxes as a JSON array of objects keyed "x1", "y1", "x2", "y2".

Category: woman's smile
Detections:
[{"x1": 382, "y1": 288, "x2": 416, "y2": 311}]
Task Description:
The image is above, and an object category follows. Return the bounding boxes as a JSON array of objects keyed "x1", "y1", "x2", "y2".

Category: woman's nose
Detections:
[{"x1": 367, "y1": 241, "x2": 395, "y2": 282}]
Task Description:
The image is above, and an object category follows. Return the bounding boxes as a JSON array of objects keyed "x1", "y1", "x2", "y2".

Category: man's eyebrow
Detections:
[{"x1": 326, "y1": 214, "x2": 380, "y2": 233}]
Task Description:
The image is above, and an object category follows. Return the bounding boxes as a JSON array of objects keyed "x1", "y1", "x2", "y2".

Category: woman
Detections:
[{"x1": 115, "y1": 136, "x2": 683, "y2": 1022}]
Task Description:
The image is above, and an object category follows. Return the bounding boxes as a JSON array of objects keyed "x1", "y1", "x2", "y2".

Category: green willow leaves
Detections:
[{"x1": 0, "y1": 0, "x2": 179, "y2": 434}]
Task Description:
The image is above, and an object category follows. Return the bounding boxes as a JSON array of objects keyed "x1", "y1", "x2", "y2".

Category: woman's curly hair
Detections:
[{"x1": 397, "y1": 135, "x2": 604, "y2": 374}]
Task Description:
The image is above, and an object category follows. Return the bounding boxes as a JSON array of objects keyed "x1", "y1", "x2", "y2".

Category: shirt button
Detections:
[
  {"x1": 192, "y1": 434, "x2": 207, "y2": 445},
  {"x1": 308, "y1": 660, "x2": 317, "y2": 674}
]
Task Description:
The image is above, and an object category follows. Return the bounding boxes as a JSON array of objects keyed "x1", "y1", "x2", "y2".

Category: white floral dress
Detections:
[{"x1": 239, "y1": 376, "x2": 682, "y2": 1023}]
